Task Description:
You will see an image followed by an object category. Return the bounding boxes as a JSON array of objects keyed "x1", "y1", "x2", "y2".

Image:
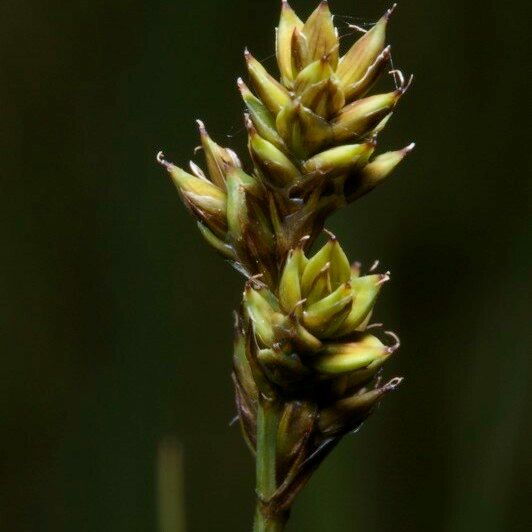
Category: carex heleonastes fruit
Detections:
[{"x1": 158, "y1": 1, "x2": 414, "y2": 526}]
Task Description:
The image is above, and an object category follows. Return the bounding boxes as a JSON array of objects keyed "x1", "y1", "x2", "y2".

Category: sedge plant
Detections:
[{"x1": 158, "y1": 1, "x2": 414, "y2": 530}]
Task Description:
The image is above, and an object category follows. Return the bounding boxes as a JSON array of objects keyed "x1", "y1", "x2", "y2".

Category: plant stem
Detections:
[
  {"x1": 254, "y1": 513, "x2": 287, "y2": 532},
  {"x1": 253, "y1": 400, "x2": 288, "y2": 532}
]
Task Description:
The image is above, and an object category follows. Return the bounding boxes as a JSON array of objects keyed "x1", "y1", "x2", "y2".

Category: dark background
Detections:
[{"x1": 1, "y1": 0, "x2": 530, "y2": 530}]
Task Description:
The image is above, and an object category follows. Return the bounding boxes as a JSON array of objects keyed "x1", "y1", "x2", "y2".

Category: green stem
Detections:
[
  {"x1": 254, "y1": 512, "x2": 287, "y2": 532},
  {"x1": 253, "y1": 400, "x2": 288, "y2": 532}
]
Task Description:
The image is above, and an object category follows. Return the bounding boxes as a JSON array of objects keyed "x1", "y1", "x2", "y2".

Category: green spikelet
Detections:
[{"x1": 158, "y1": 2, "x2": 414, "y2": 529}]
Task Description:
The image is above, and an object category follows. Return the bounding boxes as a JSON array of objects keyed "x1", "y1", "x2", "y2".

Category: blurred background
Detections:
[{"x1": 1, "y1": 0, "x2": 530, "y2": 530}]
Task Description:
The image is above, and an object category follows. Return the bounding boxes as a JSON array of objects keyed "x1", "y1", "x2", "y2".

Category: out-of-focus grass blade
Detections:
[{"x1": 157, "y1": 436, "x2": 186, "y2": 532}]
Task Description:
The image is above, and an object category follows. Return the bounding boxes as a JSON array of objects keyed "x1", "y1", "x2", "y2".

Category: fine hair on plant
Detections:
[{"x1": 158, "y1": 1, "x2": 414, "y2": 530}]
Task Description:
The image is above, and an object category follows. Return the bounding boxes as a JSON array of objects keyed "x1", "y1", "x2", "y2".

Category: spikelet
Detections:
[
  {"x1": 158, "y1": 1, "x2": 414, "y2": 524},
  {"x1": 159, "y1": 1, "x2": 413, "y2": 278}
]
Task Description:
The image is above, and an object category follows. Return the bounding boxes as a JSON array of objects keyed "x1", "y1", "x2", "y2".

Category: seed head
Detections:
[{"x1": 159, "y1": 1, "x2": 413, "y2": 511}]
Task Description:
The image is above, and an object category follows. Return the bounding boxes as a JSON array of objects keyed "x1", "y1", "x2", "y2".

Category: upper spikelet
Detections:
[{"x1": 159, "y1": 1, "x2": 413, "y2": 282}]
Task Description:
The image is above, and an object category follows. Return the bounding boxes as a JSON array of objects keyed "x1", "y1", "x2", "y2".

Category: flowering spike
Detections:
[{"x1": 160, "y1": 2, "x2": 414, "y2": 526}]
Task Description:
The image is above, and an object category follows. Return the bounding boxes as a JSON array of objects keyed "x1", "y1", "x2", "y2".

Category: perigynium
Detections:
[{"x1": 158, "y1": 2, "x2": 414, "y2": 530}]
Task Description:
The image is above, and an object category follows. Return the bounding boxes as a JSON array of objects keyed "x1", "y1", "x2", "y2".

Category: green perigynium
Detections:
[{"x1": 158, "y1": 1, "x2": 413, "y2": 530}]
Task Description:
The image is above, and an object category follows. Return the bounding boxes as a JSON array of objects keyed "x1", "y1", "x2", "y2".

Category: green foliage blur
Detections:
[{"x1": 1, "y1": 0, "x2": 530, "y2": 530}]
